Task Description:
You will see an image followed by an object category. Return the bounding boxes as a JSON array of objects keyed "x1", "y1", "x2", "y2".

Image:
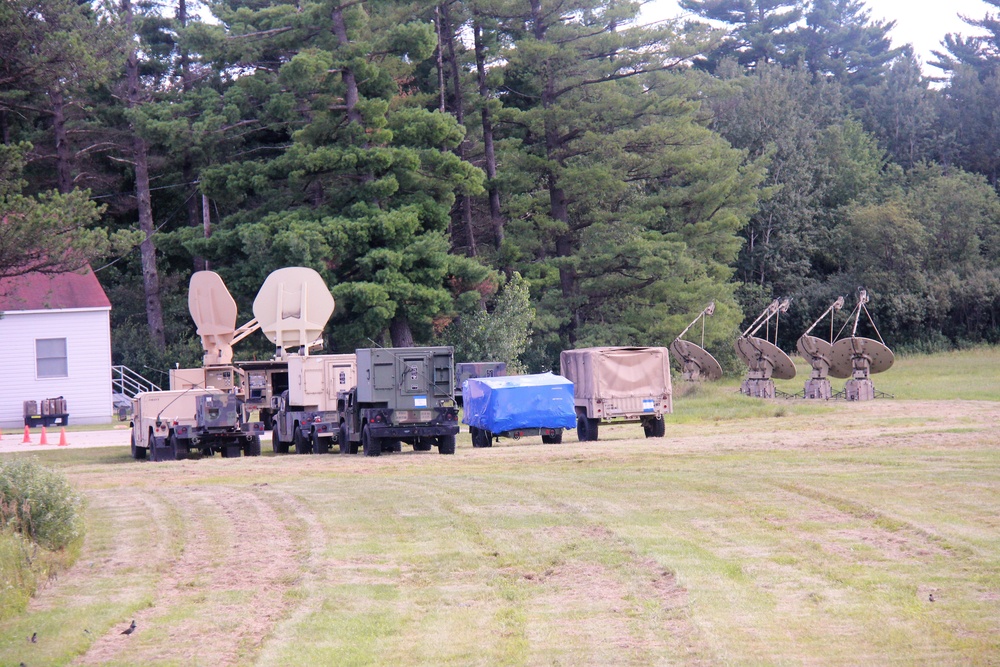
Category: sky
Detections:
[{"x1": 639, "y1": 0, "x2": 995, "y2": 69}]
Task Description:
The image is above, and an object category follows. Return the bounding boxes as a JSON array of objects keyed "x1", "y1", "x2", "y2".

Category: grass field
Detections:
[{"x1": 1, "y1": 348, "x2": 999, "y2": 665}]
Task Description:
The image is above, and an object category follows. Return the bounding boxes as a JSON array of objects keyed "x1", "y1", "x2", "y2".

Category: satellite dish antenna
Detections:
[
  {"x1": 189, "y1": 271, "x2": 239, "y2": 366},
  {"x1": 735, "y1": 298, "x2": 795, "y2": 398},
  {"x1": 828, "y1": 289, "x2": 894, "y2": 400},
  {"x1": 796, "y1": 296, "x2": 844, "y2": 399},
  {"x1": 252, "y1": 267, "x2": 335, "y2": 357},
  {"x1": 670, "y1": 302, "x2": 723, "y2": 381}
]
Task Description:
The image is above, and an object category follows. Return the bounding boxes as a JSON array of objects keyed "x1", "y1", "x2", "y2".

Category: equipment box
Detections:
[{"x1": 24, "y1": 397, "x2": 69, "y2": 427}]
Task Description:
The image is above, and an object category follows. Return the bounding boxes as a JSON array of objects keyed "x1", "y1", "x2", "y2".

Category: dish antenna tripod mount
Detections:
[
  {"x1": 796, "y1": 296, "x2": 845, "y2": 399},
  {"x1": 828, "y1": 289, "x2": 894, "y2": 401},
  {"x1": 735, "y1": 299, "x2": 795, "y2": 398}
]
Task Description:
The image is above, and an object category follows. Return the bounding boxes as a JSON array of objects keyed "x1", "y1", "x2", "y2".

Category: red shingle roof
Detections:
[{"x1": 0, "y1": 265, "x2": 111, "y2": 312}]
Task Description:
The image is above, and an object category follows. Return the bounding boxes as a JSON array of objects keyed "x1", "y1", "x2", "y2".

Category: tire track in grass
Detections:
[
  {"x1": 251, "y1": 485, "x2": 331, "y2": 667},
  {"x1": 74, "y1": 483, "x2": 302, "y2": 666},
  {"x1": 387, "y1": 474, "x2": 712, "y2": 665},
  {"x1": 0, "y1": 487, "x2": 168, "y2": 667}
]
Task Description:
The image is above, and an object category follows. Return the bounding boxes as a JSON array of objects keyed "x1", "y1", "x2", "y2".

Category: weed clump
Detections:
[{"x1": 0, "y1": 458, "x2": 84, "y2": 550}]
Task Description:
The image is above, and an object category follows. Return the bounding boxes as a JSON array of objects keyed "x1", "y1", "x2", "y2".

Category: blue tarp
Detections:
[{"x1": 462, "y1": 372, "x2": 577, "y2": 433}]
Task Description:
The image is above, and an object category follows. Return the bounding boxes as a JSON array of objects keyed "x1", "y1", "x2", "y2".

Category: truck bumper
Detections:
[{"x1": 370, "y1": 424, "x2": 459, "y2": 439}]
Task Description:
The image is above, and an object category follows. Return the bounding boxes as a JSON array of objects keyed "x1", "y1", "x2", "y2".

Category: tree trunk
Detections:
[
  {"x1": 50, "y1": 87, "x2": 72, "y2": 194},
  {"x1": 441, "y1": 2, "x2": 476, "y2": 256},
  {"x1": 389, "y1": 315, "x2": 415, "y2": 348},
  {"x1": 332, "y1": 4, "x2": 361, "y2": 125},
  {"x1": 125, "y1": 0, "x2": 165, "y2": 351},
  {"x1": 473, "y1": 20, "x2": 504, "y2": 250}
]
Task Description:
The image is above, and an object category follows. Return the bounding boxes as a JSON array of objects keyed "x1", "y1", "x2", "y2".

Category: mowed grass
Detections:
[{"x1": 1, "y1": 347, "x2": 999, "y2": 665}]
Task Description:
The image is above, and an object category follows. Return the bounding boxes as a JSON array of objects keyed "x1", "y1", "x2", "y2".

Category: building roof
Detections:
[{"x1": 0, "y1": 265, "x2": 111, "y2": 312}]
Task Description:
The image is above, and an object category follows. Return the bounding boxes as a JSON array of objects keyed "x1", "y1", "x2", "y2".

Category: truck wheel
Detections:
[
  {"x1": 438, "y1": 434, "x2": 456, "y2": 455},
  {"x1": 383, "y1": 440, "x2": 401, "y2": 453},
  {"x1": 169, "y1": 434, "x2": 187, "y2": 460},
  {"x1": 131, "y1": 431, "x2": 147, "y2": 460},
  {"x1": 413, "y1": 437, "x2": 432, "y2": 451},
  {"x1": 362, "y1": 425, "x2": 381, "y2": 457},
  {"x1": 294, "y1": 427, "x2": 312, "y2": 454},
  {"x1": 339, "y1": 423, "x2": 353, "y2": 455},
  {"x1": 245, "y1": 435, "x2": 262, "y2": 456},
  {"x1": 469, "y1": 426, "x2": 483, "y2": 448},
  {"x1": 312, "y1": 430, "x2": 329, "y2": 455},
  {"x1": 576, "y1": 412, "x2": 590, "y2": 441},
  {"x1": 586, "y1": 418, "x2": 600, "y2": 441},
  {"x1": 643, "y1": 417, "x2": 666, "y2": 438},
  {"x1": 541, "y1": 430, "x2": 563, "y2": 444},
  {"x1": 272, "y1": 426, "x2": 288, "y2": 454},
  {"x1": 472, "y1": 428, "x2": 492, "y2": 448}
]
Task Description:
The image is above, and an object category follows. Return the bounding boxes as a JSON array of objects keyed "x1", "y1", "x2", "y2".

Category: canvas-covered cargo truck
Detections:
[
  {"x1": 130, "y1": 388, "x2": 264, "y2": 462},
  {"x1": 338, "y1": 346, "x2": 459, "y2": 456},
  {"x1": 559, "y1": 346, "x2": 673, "y2": 441},
  {"x1": 463, "y1": 372, "x2": 576, "y2": 448}
]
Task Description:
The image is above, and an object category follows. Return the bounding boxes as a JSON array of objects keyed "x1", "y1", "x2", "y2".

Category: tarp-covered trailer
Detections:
[
  {"x1": 463, "y1": 372, "x2": 577, "y2": 447},
  {"x1": 560, "y1": 346, "x2": 672, "y2": 441}
]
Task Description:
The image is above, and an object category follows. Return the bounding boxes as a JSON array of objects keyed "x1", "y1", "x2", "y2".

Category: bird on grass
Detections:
[
  {"x1": 30, "y1": 632, "x2": 37, "y2": 643},
  {"x1": 121, "y1": 620, "x2": 137, "y2": 635},
  {"x1": 929, "y1": 593, "x2": 935, "y2": 602}
]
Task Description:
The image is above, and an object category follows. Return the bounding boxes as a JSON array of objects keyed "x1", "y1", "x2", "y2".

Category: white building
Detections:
[{"x1": 0, "y1": 267, "x2": 113, "y2": 428}]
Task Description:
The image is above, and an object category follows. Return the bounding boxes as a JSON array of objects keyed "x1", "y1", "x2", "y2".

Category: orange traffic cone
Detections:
[
  {"x1": 58, "y1": 428, "x2": 68, "y2": 446},
  {"x1": 22, "y1": 426, "x2": 31, "y2": 444},
  {"x1": 40, "y1": 426, "x2": 48, "y2": 445}
]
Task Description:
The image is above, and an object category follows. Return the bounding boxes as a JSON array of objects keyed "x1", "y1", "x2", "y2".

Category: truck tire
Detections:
[
  {"x1": 541, "y1": 430, "x2": 563, "y2": 444},
  {"x1": 294, "y1": 427, "x2": 312, "y2": 454},
  {"x1": 339, "y1": 423, "x2": 353, "y2": 455},
  {"x1": 169, "y1": 433, "x2": 187, "y2": 460},
  {"x1": 362, "y1": 425, "x2": 381, "y2": 457},
  {"x1": 577, "y1": 414, "x2": 599, "y2": 441},
  {"x1": 383, "y1": 440, "x2": 402, "y2": 453},
  {"x1": 472, "y1": 427, "x2": 492, "y2": 449},
  {"x1": 413, "y1": 437, "x2": 433, "y2": 451},
  {"x1": 438, "y1": 434, "x2": 456, "y2": 455},
  {"x1": 245, "y1": 435, "x2": 262, "y2": 456},
  {"x1": 131, "y1": 430, "x2": 147, "y2": 460},
  {"x1": 643, "y1": 417, "x2": 665, "y2": 438},
  {"x1": 312, "y1": 430, "x2": 329, "y2": 454},
  {"x1": 272, "y1": 426, "x2": 289, "y2": 454}
]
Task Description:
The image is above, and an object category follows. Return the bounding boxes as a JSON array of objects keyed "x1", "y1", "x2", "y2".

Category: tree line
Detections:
[{"x1": 2, "y1": 0, "x2": 1000, "y2": 373}]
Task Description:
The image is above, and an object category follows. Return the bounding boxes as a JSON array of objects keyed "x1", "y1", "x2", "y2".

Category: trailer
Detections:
[
  {"x1": 560, "y1": 346, "x2": 673, "y2": 441},
  {"x1": 463, "y1": 372, "x2": 577, "y2": 448}
]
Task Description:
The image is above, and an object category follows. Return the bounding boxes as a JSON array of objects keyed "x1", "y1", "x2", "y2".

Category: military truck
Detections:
[
  {"x1": 130, "y1": 388, "x2": 264, "y2": 461},
  {"x1": 337, "y1": 346, "x2": 459, "y2": 456},
  {"x1": 559, "y1": 346, "x2": 673, "y2": 441},
  {"x1": 270, "y1": 353, "x2": 356, "y2": 454},
  {"x1": 454, "y1": 361, "x2": 507, "y2": 405}
]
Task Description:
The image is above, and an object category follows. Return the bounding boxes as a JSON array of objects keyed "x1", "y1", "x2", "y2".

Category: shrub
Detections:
[
  {"x1": 0, "y1": 529, "x2": 37, "y2": 619},
  {"x1": 0, "y1": 458, "x2": 84, "y2": 550}
]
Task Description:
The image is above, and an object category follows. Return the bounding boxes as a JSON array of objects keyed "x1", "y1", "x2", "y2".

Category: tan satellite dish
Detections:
[
  {"x1": 798, "y1": 335, "x2": 840, "y2": 377},
  {"x1": 189, "y1": 271, "x2": 238, "y2": 365},
  {"x1": 671, "y1": 302, "x2": 723, "y2": 381},
  {"x1": 829, "y1": 336, "x2": 894, "y2": 376},
  {"x1": 735, "y1": 336, "x2": 796, "y2": 380},
  {"x1": 253, "y1": 267, "x2": 335, "y2": 353},
  {"x1": 671, "y1": 339, "x2": 723, "y2": 381}
]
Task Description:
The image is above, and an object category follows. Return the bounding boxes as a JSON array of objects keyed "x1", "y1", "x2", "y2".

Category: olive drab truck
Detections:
[
  {"x1": 131, "y1": 388, "x2": 264, "y2": 461},
  {"x1": 559, "y1": 346, "x2": 673, "y2": 441},
  {"x1": 337, "y1": 346, "x2": 459, "y2": 456}
]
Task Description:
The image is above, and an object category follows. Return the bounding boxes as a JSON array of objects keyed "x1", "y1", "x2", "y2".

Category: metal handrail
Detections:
[{"x1": 112, "y1": 365, "x2": 161, "y2": 398}]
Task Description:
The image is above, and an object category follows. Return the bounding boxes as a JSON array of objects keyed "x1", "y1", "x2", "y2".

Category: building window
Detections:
[{"x1": 36, "y1": 338, "x2": 68, "y2": 378}]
